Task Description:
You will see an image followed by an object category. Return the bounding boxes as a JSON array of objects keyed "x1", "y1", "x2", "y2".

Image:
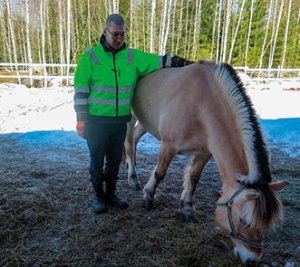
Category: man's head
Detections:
[{"x1": 103, "y1": 14, "x2": 126, "y2": 51}]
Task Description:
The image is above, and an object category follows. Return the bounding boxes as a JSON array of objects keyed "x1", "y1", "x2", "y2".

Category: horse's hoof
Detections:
[
  {"x1": 182, "y1": 213, "x2": 198, "y2": 223},
  {"x1": 130, "y1": 180, "x2": 141, "y2": 191},
  {"x1": 143, "y1": 199, "x2": 154, "y2": 210}
]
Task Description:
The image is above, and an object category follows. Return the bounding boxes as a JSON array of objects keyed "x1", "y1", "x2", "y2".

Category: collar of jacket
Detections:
[{"x1": 99, "y1": 35, "x2": 126, "y2": 54}]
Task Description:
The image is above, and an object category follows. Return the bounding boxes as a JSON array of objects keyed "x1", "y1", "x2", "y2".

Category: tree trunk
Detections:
[
  {"x1": 46, "y1": 0, "x2": 54, "y2": 73},
  {"x1": 66, "y1": 0, "x2": 71, "y2": 85},
  {"x1": 6, "y1": 0, "x2": 20, "y2": 83},
  {"x1": 192, "y1": 0, "x2": 202, "y2": 60},
  {"x1": 112, "y1": 0, "x2": 119, "y2": 13},
  {"x1": 245, "y1": 0, "x2": 254, "y2": 65},
  {"x1": 25, "y1": 0, "x2": 33, "y2": 84},
  {"x1": 162, "y1": 0, "x2": 173, "y2": 55},
  {"x1": 170, "y1": 0, "x2": 177, "y2": 55},
  {"x1": 88, "y1": 0, "x2": 91, "y2": 46},
  {"x1": 268, "y1": 0, "x2": 284, "y2": 69},
  {"x1": 258, "y1": 0, "x2": 273, "y2": 72},
  {"x1": 159, "y1": 0, "x2": 168, "y2": 54},
  {"x1": 58, "y1": 0, "x2": 65, "y2": 75},
  {"x1": 175, "y1": 0, "x2": 184, "y2": 54},
  {"x1": 184, "y1": 0, "x2": 190, "y2": 57},
  {"x1": 130, "y1": 0, "x2": 134, "y2": 47},
  {"x1": 221, "y1": 0, "x2": 231, "y2": 62},
  {"x1": 142, "y1": 0, "x2": 146, "y2": 51},
  {"x1": 150, "y1": 0, "x2": 156, "y2": 53},
  {"x1": 210, "y1": 1, "x2": 219, "y2": 60},
  {"x1": 281, "y1": 0, "x2": 292, "y2": 70},
  {"x1": 216, "y1": 0, "x2": 223, "y2": 62},
  {"x1": 40, "y1": 1, "x2": 47, "y2": 87},
  {"x1": 228, "y1": 0, "x2": 245, "y2": 63}
]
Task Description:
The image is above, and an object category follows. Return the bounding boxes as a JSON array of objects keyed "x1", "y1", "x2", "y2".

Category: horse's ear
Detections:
[{"x1": 269, "y1": 180, "x2": 290, "y2": 192}]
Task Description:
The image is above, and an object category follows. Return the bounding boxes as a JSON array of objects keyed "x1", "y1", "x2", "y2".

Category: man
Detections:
[{"x1": 74, "y1": 14, "x2": 193, "y2": 214}]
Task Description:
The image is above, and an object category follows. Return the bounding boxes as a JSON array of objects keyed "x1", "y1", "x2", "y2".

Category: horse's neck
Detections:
[
  {"x1": 213, "y1": 144, "x2": 248, "y2": 185},
  {"x1": 204, "y1": 104, "x2": 249, "y2": 185}
]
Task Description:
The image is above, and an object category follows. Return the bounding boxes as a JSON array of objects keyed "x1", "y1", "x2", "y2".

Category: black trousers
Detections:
[{"x1": 86, "y1": 122, "x2": 127, "y2": 185}]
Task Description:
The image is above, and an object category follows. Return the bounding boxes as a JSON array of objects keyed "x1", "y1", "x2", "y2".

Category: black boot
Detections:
[
  {"x1": 105, "y1": 178, "x2": 128, "y2": 209},
  {"x1": 91, "y1": 180, "x2": 107, "y2": 214},
  {"x1": 92, "y1": 195, "x2": 107, "y2": 214}
]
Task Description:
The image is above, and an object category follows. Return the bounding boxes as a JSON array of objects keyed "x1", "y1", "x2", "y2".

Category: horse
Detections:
[{"x1": 124, "y1": 60, "x2": 289, "y2": 264}]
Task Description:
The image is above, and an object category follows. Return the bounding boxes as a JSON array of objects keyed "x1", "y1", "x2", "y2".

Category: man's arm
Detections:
[
  {"x1": 74, "y1": 53, "x2": 92, "y2": 139},
  {"x1": 161, "y1": 54, "x2": 194, "y2": 68}
]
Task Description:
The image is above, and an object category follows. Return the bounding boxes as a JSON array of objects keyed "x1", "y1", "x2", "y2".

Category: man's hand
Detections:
[{"x1": 76, "y1": 121, "x2": 87, "y2": 139}]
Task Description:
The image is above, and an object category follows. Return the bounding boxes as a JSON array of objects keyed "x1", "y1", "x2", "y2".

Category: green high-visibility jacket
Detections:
[{"x1": 74, "y1": 43, "x2": 171, "y2": 123}]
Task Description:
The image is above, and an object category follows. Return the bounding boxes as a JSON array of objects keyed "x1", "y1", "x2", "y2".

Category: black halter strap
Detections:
[{"x1": 217, "y1": 186, "x2": 263, "y2": 249}]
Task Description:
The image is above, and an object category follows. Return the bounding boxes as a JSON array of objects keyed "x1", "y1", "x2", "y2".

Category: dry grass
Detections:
[{"x1": 0, "y1": 132, "x2": 299, "y2": 267}]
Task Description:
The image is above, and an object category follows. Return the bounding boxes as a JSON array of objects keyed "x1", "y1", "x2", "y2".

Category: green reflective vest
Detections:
[{"x1": 74, "y1": 44, "x2": 165, "y2": 119}]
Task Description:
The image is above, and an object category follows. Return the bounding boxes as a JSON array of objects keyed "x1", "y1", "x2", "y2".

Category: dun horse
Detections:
[{"x1": 124, "y1": 61, "x2": 288, "y2": 264}]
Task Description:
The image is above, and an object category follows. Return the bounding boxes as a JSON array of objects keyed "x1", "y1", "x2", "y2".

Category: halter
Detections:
[{"x1": 217, "y1": 186, "x2": 263, "y2": 249}]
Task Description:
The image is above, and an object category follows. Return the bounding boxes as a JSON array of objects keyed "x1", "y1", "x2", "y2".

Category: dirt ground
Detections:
[{"x1": 0, "y1": 132, "x2": 299, "y2": 267}]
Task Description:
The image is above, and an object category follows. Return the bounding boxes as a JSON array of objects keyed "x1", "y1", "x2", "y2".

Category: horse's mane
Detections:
[
  {"x1": 198, "y1": 60, "x2": 271, "y2": 185},
  {"x1": 198, "y1": 60, "x2": 283, "y2": 229}
]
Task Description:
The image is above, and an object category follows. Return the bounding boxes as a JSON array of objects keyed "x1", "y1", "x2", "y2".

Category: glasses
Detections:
[{"x1": 106, "y1": 27, "x2": 126, "y2": 40}]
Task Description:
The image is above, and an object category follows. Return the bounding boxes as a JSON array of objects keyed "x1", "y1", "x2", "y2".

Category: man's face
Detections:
[{"x1": 104, "y1": 22, "x2": 126, "y2": 51}]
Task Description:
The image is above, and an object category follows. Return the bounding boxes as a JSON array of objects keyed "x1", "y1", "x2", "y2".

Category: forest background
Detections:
[{"x1": 1, "y1": 0, "x2": 300, "y2": 71}]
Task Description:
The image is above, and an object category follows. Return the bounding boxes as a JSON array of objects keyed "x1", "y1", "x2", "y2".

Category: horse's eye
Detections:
[{"x1": 239, "y1": 218, "x2": 249, "y2": 227}]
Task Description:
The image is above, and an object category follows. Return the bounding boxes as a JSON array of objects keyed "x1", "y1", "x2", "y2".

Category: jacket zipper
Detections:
[{"x1": 112, "y1": 54, "x2": 119, "y2": 117}]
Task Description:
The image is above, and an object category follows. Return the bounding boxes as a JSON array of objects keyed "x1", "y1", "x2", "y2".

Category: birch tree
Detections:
[
  {"x1": 258, "y1": 0, "x2": 273, "y2": 72},
  {"x1": 66, "y1": 0, "x2": 71, "y2": 84},
  {"x1": 228, "y1": 0, "x2": 245, "y2": 63},
  {"x1": 221, "y1": 0, "x2": 231, "y2": 62},
  {"x1": 184, "y1": 0, "x2": 190, "y2": 57},
  {"x1": 46, "y1": 0, "x2": 54, "y2": 72},
  {"x1": 170, "y1": 0, "x2": 177, "y2": 55},
  {"x1": 40, "y1": 1, "x2": 47, "y2": 86},
  {"x1": 175, "y1": 0, "x2": 184, "y2": 54},
  {"x1": 216, "y1": 0, "x2": 223, "y2": 62},
  {"x1": 281, "y1": 0, "x2": 293, "y2": 69},
  {"x1": 245, "y1": 0, "x2": 254, "y2": 65},
  {"x1": 150, "y1": 0, "x2": 156, "y2": 53},
  {"x1": 158, "y1": 0, "x2": 168, "y2": 54},
  {"x1": 58, "y1": 0, "x2": 65, "y2": 75},
  {"x1": 210, "y1": 1, "x2": 219, "y2": 60},
  {"x1": 7, "y1": 0, "x2": 20, "y2": 82},
  {"x1": 269, "y1": 0, "x2": 284, "y2": 69},
  {"x1": 112, "y1": 0, "x2": 119, "y2": 13},
  {"x1": 87, "y1": 0, "x2": 91, "y2": 46},
  {"x1": 24, "y1": 0, "x2": 32, "y2": 84},
  {"x1": 192, "y1": 0, "x2": 202, "y2": 60},
  {"x1": 161, "y1": 0, "x2": 173, "y2": 55},
  {"x1": 130, "y1": 0, "x2": 134, "y2": 47}
]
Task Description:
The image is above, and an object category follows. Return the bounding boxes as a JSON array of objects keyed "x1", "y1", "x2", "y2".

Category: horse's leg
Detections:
[
  {"x1": 124, "y1": 118, "x2": 146, "y2": 190},
  {"x1": 180, "y1": 154, "x2": 211, "y2": 222},
  {"x1": 143, "y1": 142, "x2": 176, "y2": 210}
]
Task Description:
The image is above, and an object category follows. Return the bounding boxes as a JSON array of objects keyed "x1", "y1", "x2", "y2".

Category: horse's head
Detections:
[{"x1": 215, "y1": 180, "x2": 289, "y2": 265}]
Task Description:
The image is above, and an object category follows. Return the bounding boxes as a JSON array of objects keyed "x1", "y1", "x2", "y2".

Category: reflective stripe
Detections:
[
  {"x1": 158, "y1": 56, "x2": 164, "y2": 68},
  {"x1": 166, "y1": 56, "x2": 172, "y2": 67},
  {"x1": 88, "y1": 98, "x2": 131, "y2": 106},
  {"x1": 86, "y1": 49, "x2": 100, "y2": 64},
  {"x1": 128, "y1": 48, "x2": 134, "y2": 64},
  {"x1": 74, "y1": 98, "x2": 88, "y2": 105},
  {"x1": 91, "y1": 85, "x2": 134, "y2": 94},
  {"x1": 75, "y1": 86, "x2": 89, "y2": 93}
]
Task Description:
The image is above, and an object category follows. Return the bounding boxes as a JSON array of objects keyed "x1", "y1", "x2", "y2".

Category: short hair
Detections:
[{"x1": 105, "y1": 14, "x2": 125, "y2": 27}]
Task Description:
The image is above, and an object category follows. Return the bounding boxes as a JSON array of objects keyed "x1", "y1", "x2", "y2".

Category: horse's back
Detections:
[{"x1": 133, "y1": 63, "x2": 214, "y2": 141}]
